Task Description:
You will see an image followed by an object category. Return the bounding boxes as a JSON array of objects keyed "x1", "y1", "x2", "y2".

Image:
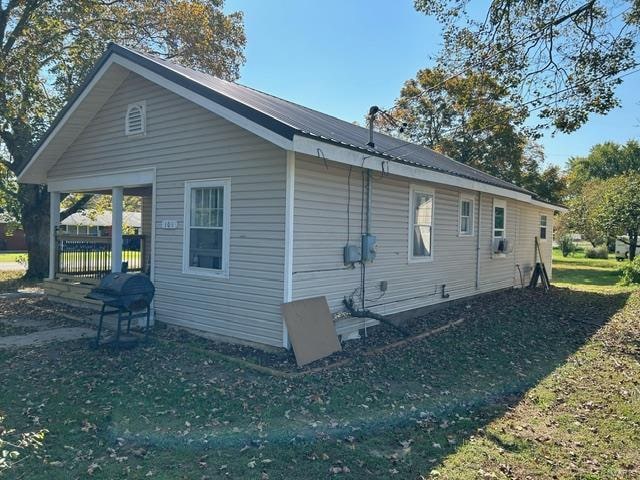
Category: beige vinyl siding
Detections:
[
  {"x1": 292, "y1": 155, "x2": 555, "y2": 323},
  {"x1": 48, "y1": 73, "x2": 287, "y2": 347}
]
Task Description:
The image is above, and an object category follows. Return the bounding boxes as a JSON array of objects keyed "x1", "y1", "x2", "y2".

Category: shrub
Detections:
[
  {"x1": 559, "y1": 235, "x2": 576, "y2": 257},
  {"x1": 584, "y1": 245, "x2": 609, "y2": 259},
  {"x1": 619, "y1": 256, "x2": 640, "y2": 285}
]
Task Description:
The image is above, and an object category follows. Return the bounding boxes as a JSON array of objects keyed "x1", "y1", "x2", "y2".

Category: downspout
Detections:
[{"x1": 475, "y1": 191, "x2": 482, "y2": 290}]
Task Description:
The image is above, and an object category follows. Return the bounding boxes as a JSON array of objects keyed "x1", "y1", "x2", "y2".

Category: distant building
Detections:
[
  {"x1": 60, "y1": 211, "x2": 141, "y2": 236},
  {"x1": 0, "y1": 213, "x2": 27, "y2": 251}
]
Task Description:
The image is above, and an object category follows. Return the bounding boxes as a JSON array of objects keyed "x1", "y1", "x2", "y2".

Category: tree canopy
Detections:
[
  {"x1": 567, "y1": 140, "x2": 640, "y2": 194},
  {"x1": 413, "y1": 0, "x2": 640, "y2": 133},
  {"x1": 385, "y1": 68, "x2": 566, "y2": 202},
  {"x1": 0, "y1": 0, "x2": 246, "y2": 278}
]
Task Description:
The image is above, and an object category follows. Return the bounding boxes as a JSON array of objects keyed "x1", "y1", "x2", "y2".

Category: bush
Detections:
[
  {"x1": 584, "y1": 245, "x2": 609, "y2": 259},
  {"x1": 619, "y1": 256, "x2": 640, "y2": 285},
  {"x1": 558, "y1": 235, "x2": 576, "y2": 257}
]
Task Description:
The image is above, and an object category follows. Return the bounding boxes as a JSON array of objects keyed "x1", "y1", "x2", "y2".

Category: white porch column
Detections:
[
  {"x1": 48, "y1": 191, "x2": 61, "y2": 280},
  {"x1": 111, "y1": 187, "x2": 124, "y2": 272}
]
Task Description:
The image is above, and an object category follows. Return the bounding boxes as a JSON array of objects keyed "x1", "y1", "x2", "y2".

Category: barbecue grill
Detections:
[{"x1": 86, "y1": 272, "x2": 155, "y2": 348}]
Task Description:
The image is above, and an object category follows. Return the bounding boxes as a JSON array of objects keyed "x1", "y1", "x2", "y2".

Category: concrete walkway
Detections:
[
  {"x1": 0, "y1": 262, "x2": 26, "y2": 271},
  {"x1": 0, "y1": 326, "x2": 95, "y2": 348}
]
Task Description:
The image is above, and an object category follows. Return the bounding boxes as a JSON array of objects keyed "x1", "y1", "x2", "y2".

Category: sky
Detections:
[{"x1": 224, "y1": 0, "x2": 640, "y2": 169}]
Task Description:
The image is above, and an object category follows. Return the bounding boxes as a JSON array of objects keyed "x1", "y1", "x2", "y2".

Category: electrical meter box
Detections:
[
  {"x1": 343, "y1": 244, "x2": 361, "y2": 265},
  {"x1": 361, "y1": 234, "x2": 377, "y2": 263}
]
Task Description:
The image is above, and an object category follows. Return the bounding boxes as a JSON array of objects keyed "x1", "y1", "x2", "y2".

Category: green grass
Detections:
[
  {"x1": 552, "y1": 248, "x2": 633, "y2": 292},
  {"x1": 1, "y1": 257, "x2": 639, "y2": 478},
  {"x1": 0, "y1": 251, "x2": 27, "y2": 263}
]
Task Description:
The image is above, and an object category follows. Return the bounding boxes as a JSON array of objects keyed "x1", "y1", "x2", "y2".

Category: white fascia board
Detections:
[
  {"x1": 47, "y1": 168, "x2": 155, "y2": 192},
  {"x1": 293, "y1": 135, "x2": 533, "y2": 204},
  {"x1": 18, "y1": 57, "x2": 120, "y2": 183},
  {"x1": 111, "y1": 56, "x2": 293, "y2": 151},
  {"x1": 529, "y1": 198, "x2": 567, "y2": 213}
]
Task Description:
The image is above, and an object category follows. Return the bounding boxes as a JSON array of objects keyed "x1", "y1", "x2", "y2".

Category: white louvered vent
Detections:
[{"x1": 125, "y1": 101, "x2": 146, "y2": 136}]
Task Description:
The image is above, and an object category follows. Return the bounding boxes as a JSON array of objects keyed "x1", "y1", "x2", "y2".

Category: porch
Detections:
[{"x1": 45, "y1": 175, "x2": 154, "y2": 309}]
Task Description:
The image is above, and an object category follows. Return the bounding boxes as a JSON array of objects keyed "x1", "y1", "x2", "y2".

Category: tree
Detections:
[
  {"x1": 413, "y1": 0, "x2": 639, "y2": 133},
  {"x1": 0, "y1": 0, "x2": 245, "y2": 278},
  {"x1": 560, "y1": 180, "x2": 608, "y2": 247},
  {"x1": 567, "y1": 140, "x2": 640, "y2": 194},
  {"x1": 592, "y1": 173, "x2": 640, "y2": 260},
  {"x1": 388, "y1": 68, "x2": 532, "y2": 183},
  {"x1": 385, "y1": 68, "x2": 566, "y2": 201}
]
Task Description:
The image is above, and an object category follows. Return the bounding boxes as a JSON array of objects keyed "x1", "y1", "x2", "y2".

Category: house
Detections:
[
  {"x1": 61, "y1": 211, "x2": 141, "y2": 236},
  {"x1": 0, "y1": 213, "x2": 27, "y2": 251},
  {"x1": 18, "y1": 44, "x2": 563, "y2": 348}
]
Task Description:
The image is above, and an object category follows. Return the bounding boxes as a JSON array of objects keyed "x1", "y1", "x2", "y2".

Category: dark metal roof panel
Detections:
[{"x1": 23, "y1": 43, "x2": 531, "y2": 195}]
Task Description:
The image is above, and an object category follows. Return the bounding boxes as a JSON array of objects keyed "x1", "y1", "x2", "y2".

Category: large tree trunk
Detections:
[{"x1": 19, "y1": 184, "x2": 51, "y2": 279}]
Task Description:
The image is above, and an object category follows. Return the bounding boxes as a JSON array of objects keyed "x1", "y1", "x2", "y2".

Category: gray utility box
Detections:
[
  {"x1": 361, "y1": 234, "x2": 377, "y2": 263},
  {"x1": 343, "y1": 244, "x2": 361, "y2": 265}
]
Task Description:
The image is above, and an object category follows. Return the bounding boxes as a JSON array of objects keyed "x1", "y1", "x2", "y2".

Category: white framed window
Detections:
[
  {"x1": 539, "y1": 214, "x2": 548, "y2": 241},
  {"x1": 182, "y1": 179, "x2": 231, "y2": 278},
  {"x1": 459, "y1": 194, "x2": 475, "y2": 236},
  {"x1": 408, "y1": 185, "x2": 435, "y2": 262},
  {"x1": 125, "y1": 101, "x2": 146, "y2": 136},
  {"x1": 493, "y1": 199, "x2": 506, "y2": 240}
]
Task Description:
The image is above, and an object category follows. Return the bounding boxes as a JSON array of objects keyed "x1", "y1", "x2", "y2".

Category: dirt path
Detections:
[{"x1": 0, "y1": 326, "x2": 96, "y2": 348}]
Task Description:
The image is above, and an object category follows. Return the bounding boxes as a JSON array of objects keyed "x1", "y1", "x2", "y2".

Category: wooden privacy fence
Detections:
[{"x1": 55, "y1": 234, "x2": 146, "y2": 279}]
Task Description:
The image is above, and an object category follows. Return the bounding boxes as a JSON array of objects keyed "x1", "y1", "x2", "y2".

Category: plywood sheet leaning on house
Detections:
[{"x1": 281, "y1": 296, "x2": 341, "y2": 366}]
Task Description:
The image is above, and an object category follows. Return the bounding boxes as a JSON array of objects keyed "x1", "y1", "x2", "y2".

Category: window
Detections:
[
  {"x1": 493, "y1": 199, "x2": 506, "y2": 239},
  {"x1": 409, "y1": 186, "x2": 434, "y2": 261},
  {"x1": 540, "y1": 214, "x2": 548, "y2": 240},
  {"x1": 459, "y1": 195, "x2": 474, "y2": 236},
  {"x1": 183, "y1": 179, "x2": 230, "y2": 277},
  {"x1": 125, "y1": 101, "x2": 146, "y2": 136}
]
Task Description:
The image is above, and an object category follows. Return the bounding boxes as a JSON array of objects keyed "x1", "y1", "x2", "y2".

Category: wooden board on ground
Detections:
[{"x1": 281, "y1": 296, "x2": 341, "y2": 367}]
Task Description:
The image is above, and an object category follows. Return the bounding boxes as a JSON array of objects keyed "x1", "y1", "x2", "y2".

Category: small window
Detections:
[
  {"x1": 540, "y1": 214, "x2": 548, "y2": 240},
  {"x1": 183, "y1": 179, "x2": 230, "y2": 277},
  {"x1": 493, "y1": 200, "x2": 506, "y2": 239},
  {"x1": 459, "y1": 195, "x2": 474, "y2": 236},
  {"x1": 125, "y1": 101, "x2": 146, "y2": 135},
  {"x1": 409, "y1": 185, "x2": 434, "y2": 261}
]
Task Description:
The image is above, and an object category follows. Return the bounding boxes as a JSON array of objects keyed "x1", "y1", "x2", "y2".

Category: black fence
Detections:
[{"x1": 56, "y1": 235, "x2": 145, "y2": 278}]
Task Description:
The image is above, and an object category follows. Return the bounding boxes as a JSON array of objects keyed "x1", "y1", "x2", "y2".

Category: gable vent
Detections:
[{"x1": 125, "y1": 101, "x2": 146, "y2": 136}]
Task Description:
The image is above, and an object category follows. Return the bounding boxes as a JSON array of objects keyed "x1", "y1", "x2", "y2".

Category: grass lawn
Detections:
[
  {"x1": 0, "y1": 251, "x2": 27, "y2": 263},
  {"x1": 1, "y1": 259, "x2": 639, "y2": 478},
  {"x1": 552, "y1": 248, "x2": 630, "y2": 292}
]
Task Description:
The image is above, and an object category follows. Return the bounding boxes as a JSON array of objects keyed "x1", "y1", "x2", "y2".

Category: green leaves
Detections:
[{"x1": 413, "y1": 0, "x2": 639, "y2": 134}]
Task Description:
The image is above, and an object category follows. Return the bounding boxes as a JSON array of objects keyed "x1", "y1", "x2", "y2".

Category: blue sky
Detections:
[{"x1": 224, "y1": 0, "x2": 640, "y2": 168}]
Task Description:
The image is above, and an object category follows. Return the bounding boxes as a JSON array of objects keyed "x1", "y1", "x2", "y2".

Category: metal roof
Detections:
[
  {"x1": 61, "y1": 211, "x2": 141, "y2": 227},
  {"x1": 124, "y1": 45, "x2": 531, "y2": 195},
  {"x1": 21, "y1": 43, "x2": 536, "y2": 197}
]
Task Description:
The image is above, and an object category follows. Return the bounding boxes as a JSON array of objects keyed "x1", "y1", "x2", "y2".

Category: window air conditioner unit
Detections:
[{"x1": 493, "y1": 237, "x2": 511, "y2": 254}]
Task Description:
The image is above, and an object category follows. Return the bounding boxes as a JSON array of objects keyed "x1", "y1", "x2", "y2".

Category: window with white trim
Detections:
[
  {"x1": 539, "y1": 214, "x2": 548, "y2": 240},
  {"x1": 183, "y1": 179, "x2": 230, "y2": 277},
  {"x1": 125, "y1": 101, "x2": 146, "y2": 136},
  {"x1": 493, "y1": 199, "x2": 506, "y2": 239},
  {"x1": 409, "y1": 186, "x2": 434, "y2": 261},
  {"x1": 459, "y1": 195, "x2": 474, "y2": 236}
]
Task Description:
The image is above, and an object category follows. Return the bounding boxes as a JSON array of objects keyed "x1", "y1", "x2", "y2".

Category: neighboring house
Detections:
[
  {"x1": 60, "y1": 211, "x2": 141, "y2": 236},
  {"x1": 0, "y1": 213, "x2": 27, "y2": 251},
  {"x1": 17, "y1": 44, "x2": 564, "y2": 348}
]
